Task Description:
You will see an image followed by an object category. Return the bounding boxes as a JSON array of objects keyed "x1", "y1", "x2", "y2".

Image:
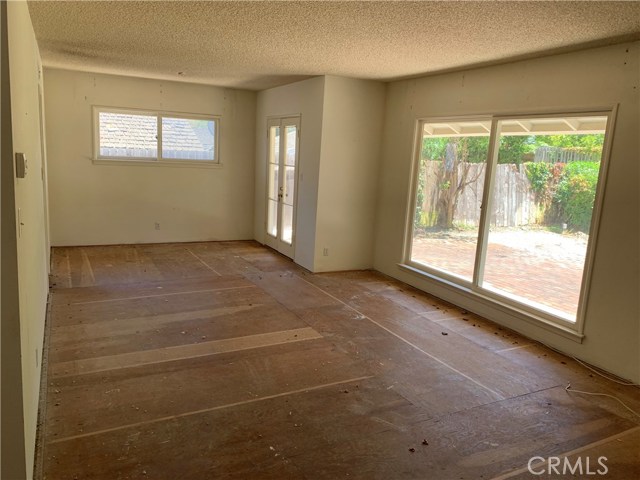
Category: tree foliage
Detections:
[
  {"x1": 497, "y1": 136, "x2": 534, "y2": 165},
  {"x1": 534, "y1": 134, "x2": 604, "y2": 151}
]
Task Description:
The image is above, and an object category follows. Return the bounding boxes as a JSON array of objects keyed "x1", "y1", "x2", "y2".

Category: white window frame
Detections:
[
  {"x1": 93, "y1": 106, "x2": 221, "y2": 167},
  {"x1": 401, "y1": 107, "x2": 617, "y2": 339}
]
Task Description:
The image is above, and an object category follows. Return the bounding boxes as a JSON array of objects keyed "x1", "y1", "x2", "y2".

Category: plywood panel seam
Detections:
[
  {"x1": 50, "y1": 327, "x2": 323, "y2": 377},
  {"x1": 57, "y1": 285, "x2": 255, "y2": 306},
  {"x1": 80, "y1": 249, "x2": 96, "y2": 286},
  {"x1": 47, "y1": 375, "x2": 374, "y2": 445},
  {"x1": 185, "y1": 247, "x2": 222, "y2": 276},
  {"x1": 495, "y1": 343, "x2": 537, "y2": 353},
  {"x1": 297, "y1": 275, "x2": 506, "y2": 401}
]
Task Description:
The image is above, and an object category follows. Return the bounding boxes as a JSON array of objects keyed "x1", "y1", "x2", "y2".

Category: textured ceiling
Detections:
[{"x1": 27, "y1": 1, "x2": 640, "y2": 91}]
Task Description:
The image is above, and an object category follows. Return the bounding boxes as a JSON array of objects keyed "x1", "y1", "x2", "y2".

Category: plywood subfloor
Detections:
[{"x1": 40, "y1": 242, "x2": 640, "y2": 479}]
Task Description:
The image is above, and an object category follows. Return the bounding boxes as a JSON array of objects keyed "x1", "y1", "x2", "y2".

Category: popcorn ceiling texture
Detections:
[{"x1": 27, "y1": 1, "x2": 640, "y2": 90}]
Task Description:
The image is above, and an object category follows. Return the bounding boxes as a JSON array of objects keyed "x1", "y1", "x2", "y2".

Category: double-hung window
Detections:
[
  {"x1": 405, "y1": 111, "x2": 614, "y2": 333},
  {"x1": 94, "y1": 107, "x2": 219, "y2": 164}
]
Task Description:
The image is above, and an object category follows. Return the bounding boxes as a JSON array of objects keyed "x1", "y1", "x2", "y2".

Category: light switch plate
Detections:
[{"x1": 15, "y1": 152, "x2": 27, "y2": 178}]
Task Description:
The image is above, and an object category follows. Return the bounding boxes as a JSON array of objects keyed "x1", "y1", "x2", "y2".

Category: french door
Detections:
[{"x1": 265, "y1": 117, "x2": 300, "y2": 258}]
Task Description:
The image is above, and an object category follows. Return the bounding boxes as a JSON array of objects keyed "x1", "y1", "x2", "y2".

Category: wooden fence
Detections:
[
  {"x1": 534, "y1": 146, "x2": 600, "y2": 163},
  {"x1": 421, "y1": 162, "x2": 539, "y2": 228}
]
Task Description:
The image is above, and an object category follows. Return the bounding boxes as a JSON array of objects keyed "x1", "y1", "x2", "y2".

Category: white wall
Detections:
[
  {"x1": 314, "y1": 76, "x2": 385, "y2": 271},
  {"x1": 45, "y1": 69, "x2": 256, "y2": 246},
  {"x1": 254, "y1": 76, "x2": 385, "y2": 272},
  {"x1": 4, "y1": 1, "x2": 50, "y2": 477},
  {"x1": 255, "y1": 77, "x2": 325, "y2": 271},
  {"x1": 375, "y1": 42, "x2": 640, "y2": 382}
]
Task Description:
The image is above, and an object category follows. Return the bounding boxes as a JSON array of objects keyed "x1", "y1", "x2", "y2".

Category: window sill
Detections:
[
  {"x1": 92, "y1": 158, "x2": 222, "y2": 169},
  {"x1": 397, "y1": 263, "x2": 585, "y2": 343}
]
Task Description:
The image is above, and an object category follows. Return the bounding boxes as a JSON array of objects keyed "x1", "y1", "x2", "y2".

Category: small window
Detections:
[
  {"x1": 98, "y1": 111, "x2": 158, "y2": 159},
  {"x1": 162, "y1": 117, "x2": 215, "y2": 161},
  {"x1": 95, "y1": 108, "x2": 219, "y2": 164}
]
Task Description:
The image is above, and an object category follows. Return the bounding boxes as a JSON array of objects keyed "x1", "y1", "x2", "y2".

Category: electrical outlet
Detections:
[
  {"x1": 323, "y1": 248, "x2": 329, "y2": 256},
  {"x1": 155, "y1": 222, "x2": 161, "y2": 230}
]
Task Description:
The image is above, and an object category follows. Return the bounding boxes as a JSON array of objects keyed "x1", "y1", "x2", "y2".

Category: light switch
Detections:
[{"x1": 15, "y1": 152, "x2": 27, "y2": 178}]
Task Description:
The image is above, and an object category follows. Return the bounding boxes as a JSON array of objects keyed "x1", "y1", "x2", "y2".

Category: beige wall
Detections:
[
  {"x1": 3, "y1": 1, "x2": 50, "y2": 477},
  {"x1": 314, "y1": 76, "x2": 385, "y2": 271},
  {"x1": 255, "y1": 77, "x2": 326, "y2": 271},
  {"x1": 45, "y1": 69, "x2": 256, "y2": 246},
  {"x1": 255, "y1": 76, "x2": 385, "y2": 272},
  {"x1": 375, "y1": 42, "x2": 640, "y2": 382},
  {"x1": 1, "y1": 3, "x2": 27, "y2": 478}
]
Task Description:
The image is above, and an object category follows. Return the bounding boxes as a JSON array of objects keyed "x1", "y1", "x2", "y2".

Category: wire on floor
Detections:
[
  {"x1": 565, "y1": 383, "x2": 640, "y2": 418},
  {"x1": 570, "y1": 355, "x2": 640, "y2": 387},
  {"x1": 537, "y1": 339, "x2": 640, "y2": 387}
]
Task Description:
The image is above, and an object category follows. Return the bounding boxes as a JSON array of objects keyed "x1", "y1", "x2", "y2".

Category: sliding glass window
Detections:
[
  {"x1": 410, "y1": 120, "x2": 490, "y2": 282},
  {"x1": 95, "y1": 107, "x2": 219, "y2": 164},
  {"x1": 407, "y1": 113, "x2": 611, "y2": 327}
]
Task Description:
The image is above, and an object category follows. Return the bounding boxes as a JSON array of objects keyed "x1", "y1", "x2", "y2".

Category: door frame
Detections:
[
  {"x1": 264, "y1": 115, "x2": 301, "y2": 259},
  {"x1": 37, "y1": 66, "x2": 51, "y2": 272}
]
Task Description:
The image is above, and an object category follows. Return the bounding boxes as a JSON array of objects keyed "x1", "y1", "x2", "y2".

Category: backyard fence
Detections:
[
  {"x1": 421, "y1": 162, "x2": 539, "y2": 228},
  {"x1": 534, "y1": 146, "x2": 600, "y2": 164}
]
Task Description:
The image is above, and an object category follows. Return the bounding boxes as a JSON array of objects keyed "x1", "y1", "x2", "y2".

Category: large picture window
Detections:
[
  {"x1": 94, "y1": 107, "x2": 219, "y2": 164},
  {"x1": 406, "y1": 113, "x2": 612, "y2": 329}
]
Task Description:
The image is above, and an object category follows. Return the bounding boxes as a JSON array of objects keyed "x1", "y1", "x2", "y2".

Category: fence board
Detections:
[{"x1": 419, "y1": 162, "x2": 538, "y2": 228}]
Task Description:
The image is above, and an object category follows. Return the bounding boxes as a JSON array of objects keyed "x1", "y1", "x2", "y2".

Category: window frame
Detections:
[
  {"x1": 93, "y1": 106, "x2": 221, "y2": 167},
  {"x1": 402, "y1": 107, "x2": 617, "y2": 338}
]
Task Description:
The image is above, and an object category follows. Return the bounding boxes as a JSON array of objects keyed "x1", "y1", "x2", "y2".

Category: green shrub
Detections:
[
  {"x1": 525, "y1": 162, "x2": 552, "y2": 198},
  {"x1": 555, "y1": 161, "x2": 600, "y2": 232},
  {"x1": 525, "y1": 162, "x2": 566, "y2": 224}
]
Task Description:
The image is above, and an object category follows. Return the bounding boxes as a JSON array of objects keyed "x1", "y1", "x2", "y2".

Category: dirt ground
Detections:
[{"x1": 411, "y1": 227, "x2": 588, "y2": 318}]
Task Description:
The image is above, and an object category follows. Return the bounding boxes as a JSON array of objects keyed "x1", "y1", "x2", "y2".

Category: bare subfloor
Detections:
[{"x1": 41, "y1": 242, "x2": 639, "y2": 479}]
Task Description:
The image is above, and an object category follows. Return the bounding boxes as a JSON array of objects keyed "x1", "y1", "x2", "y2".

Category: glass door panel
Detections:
[
  {"x1": 282, "y1": 204, "x2": 294, "y2": 245},
  {"x1": 267, "y1": 200, "x2": 278, "y2": 237},
  {"x1": 266, "y1": 126, "x2": 280, "y2": 239},
  {"x1": 285, "y1": 125, "x2": 296, "y2": 165},
  {"x1": 284, "y1": 167, "x2": 296, "y2": 205},
  {"x1": 280, "y1": 124, "x2": 297, "y2": 246},
  {"x1": 409, "y1": 122, "x2": 490, "y2": 281},
  {"x1": 268, "y1": 164, "x2": 280, "y2": 199},
  {"x1": 480, "y1": 116, "x2": 607, "y2": 320}
]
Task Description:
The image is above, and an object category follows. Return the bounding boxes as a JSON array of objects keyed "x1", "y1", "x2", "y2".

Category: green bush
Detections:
[
  {"x1": 525, "y1": 162, "x2": 552, "y2": 197},
  {"x1": 555, "y1": 161, "x2": 600, "y2": 232},
  {"x1": 525, "y1": 162, "x2": 566, "y2": 224}
]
